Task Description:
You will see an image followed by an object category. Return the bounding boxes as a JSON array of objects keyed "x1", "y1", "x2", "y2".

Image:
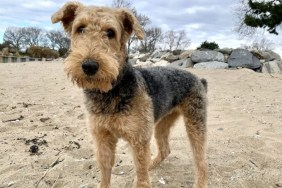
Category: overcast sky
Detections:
[{"x1": 0, "y1": 0, "x2": 281, "y2": 55}]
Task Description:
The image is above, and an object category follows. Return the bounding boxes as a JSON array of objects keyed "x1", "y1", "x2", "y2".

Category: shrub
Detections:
[
  {"x1": 27, "y1": 46, "x2": 59, "y2": 59},
  {"x1": 198, "y1": 41, "x2": 219, "y2": 50}
]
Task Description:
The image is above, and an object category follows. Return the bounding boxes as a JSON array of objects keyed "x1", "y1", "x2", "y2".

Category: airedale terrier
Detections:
[{"x1": 52, "y1": 2, "x2": 208, "y2": 188}]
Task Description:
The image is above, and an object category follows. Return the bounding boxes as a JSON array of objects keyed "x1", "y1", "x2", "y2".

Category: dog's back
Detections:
[{"x1": 137, "y1": 66, "x2": 207, "y2": 122}]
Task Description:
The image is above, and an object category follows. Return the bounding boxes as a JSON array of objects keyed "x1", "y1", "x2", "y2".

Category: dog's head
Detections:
[{"x1": 52, "y1": 2, "x2": 144, "y2": 92}]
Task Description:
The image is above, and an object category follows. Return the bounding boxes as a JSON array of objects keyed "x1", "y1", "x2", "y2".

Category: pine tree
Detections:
[{"x1": 244, "y1": 0, "x2": 282, "y2": 35}]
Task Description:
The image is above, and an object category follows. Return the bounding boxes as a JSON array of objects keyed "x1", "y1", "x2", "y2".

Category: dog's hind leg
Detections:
[
  {"x1": 149, "y1": 110, "x2": 180, "y2": 170},
  {"x1": 182, "y1": 93, "x2": 208, "y2": 188}
]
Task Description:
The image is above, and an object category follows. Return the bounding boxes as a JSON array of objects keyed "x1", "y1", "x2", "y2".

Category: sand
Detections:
[{"x1": 0, "y1": 61, "x2": 281, "y2": 188}]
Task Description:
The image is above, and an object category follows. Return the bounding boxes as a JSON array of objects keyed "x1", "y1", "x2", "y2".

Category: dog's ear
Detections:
[
  {"x1": 118, "y1": 8, "x2": 145, "y2": 40},
  {"x1": 51, "y1": 2, "x2": 83, "y2": 33}
]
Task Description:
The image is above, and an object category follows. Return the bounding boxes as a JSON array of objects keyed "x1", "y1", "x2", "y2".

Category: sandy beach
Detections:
[{"x1": 0, "y1": 61, "x2": 281, "y2": 188}]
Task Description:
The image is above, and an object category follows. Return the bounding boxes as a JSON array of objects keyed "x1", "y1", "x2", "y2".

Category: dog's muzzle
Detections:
[{"x1": 82, "y1": 59, "x2": 99, "y2": 76}]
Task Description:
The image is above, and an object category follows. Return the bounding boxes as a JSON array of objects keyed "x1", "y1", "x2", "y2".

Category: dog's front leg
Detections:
[
  {"x1": 129, "y1": 140, "x2": 152, "y2": 188},
  {"x1": 92, "y1": 128, "x2": 118, "y2": 188}
]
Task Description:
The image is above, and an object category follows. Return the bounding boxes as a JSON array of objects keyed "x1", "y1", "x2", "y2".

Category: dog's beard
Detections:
[{"x1": 64, "y1": 52, "x2": 119, "y2": 92}]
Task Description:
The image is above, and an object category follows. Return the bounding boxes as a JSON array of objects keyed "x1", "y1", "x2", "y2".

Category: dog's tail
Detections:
[{"x1": 200, "y1": 78, "x2": 208, "y2": 92}]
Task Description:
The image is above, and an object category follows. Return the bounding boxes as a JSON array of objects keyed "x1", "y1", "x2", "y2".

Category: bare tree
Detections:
[
  {"x1": 127, "y1": 12, "x2": 151, "y2": 53},
  {"x1": 164, "y1": 30, "x2": 191, "y2": 51},
  {"x1": 112, "y1": 0, "x2": 132, "y2": 8},
  {"x1": 58, "y1": 35, "x2": 70, "y2": 57},
  {"x1": 233, "y1": 0, "x2": 253, "y2": 38},
  {"x1": 175, "y1": 30, "x2": 191, "y2": 50},
  {"x1": 164, "y1": 30, "x2": 176, "y2": 51},
  {"x1": 111, "y1": 0, "x2": 151, "y2": 53},
  {"x1": 139, "y1": 27, "x2": 163, "y2": 53},
  {"x1": 241, "y1": 37, "x2": 275, "y2": 51},
  {"x1": 47, "y1": 30, "x2": 59, "y2": 50},
  {"x1": 47, "y1": 30, "x2": 69, "y2": 50},
  {"x1": 252, "y1": 38, "x2": 275, "y2": 51},
  {"x1": 3, "y1": 27, "x2": 25, "y2": 50},
  {"x1": 22, "y1": 27, "x2": 44, "y2": 47}
]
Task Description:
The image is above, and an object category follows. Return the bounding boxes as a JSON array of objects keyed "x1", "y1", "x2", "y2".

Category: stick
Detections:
[{"x1": 34, "y1": 156, "x2": 61, "y2": 188}]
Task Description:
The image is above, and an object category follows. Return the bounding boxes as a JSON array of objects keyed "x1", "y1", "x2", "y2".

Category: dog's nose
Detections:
[{"x1": 82, "y1": 59, "x2": 99, "y2": 76}]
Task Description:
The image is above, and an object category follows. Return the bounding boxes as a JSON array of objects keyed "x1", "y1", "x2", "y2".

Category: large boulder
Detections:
[
  {"x1": 133, "y1": 53, "x2": 151, "y2": 62},
  {"x1": 150, "y1": 58, "x2": 161, "y2": 63},
  {"x1": 261, "y1": 50, "x2": 281, "y2": 61},
  {"x1": 151, "y1": 51, "x2": 168, "y2": 59},
  {"x1": 228, "y1": 48, "x2": 261, "y2": 70},
  {"x1": 216, "y1": 48, "x2": 233, "y2": 55},
  {"x1": 160, "y1": 52, "x2": 171, "y2": 59},
  {"x1": 191, "y1": 50, "x2": 224, "y2": 63},
  {"x1": 128, "y1": 58, "x2": 137, "y2": 65},
  {"x1": 162, "y1": 54, "x2": 179, "y2": 63},
  {"x1": 138, "y1": 53, "x2": 151, "y2": 62},
  {"x1": 153, "y1": 60, "x2": 170, "y2": 67},
  {"x1": 179, "y1": 50, "x2": 195, "y2": 59},
  {"x1": 261, "y1": 60, "x2": 282, "y2": 74},
  {"x1": 134, "y1": 60, "x2": 153, "y2": 68},
  {"x1": 193, "y1": 61, "x2": 228, "y2": 69},
  {"x1": 172, "y1": 49, "x2": 182, "y2": 55},
  {"x1": 169, "y1": 58, "x2": 194, "y2": 68}
]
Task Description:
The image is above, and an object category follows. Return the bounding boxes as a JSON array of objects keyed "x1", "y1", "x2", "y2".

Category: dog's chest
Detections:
[{"x1": 83, "y1": 91, "x2": 133, "y2": 114}]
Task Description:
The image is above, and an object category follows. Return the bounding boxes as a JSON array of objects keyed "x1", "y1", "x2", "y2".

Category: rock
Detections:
[
  {"x1": 153, "y1": 60, "x2": 170, "y2": 67},
  {"x1": 169, "y1": 58, "x2": 194, "y2": 68},
  {"x1": 128, "y1": 53, "x2": 138, "y2": 59},
  {"x1": 261, "y1": 60, "x2": 282, "y2": 74},
  {"x1": 224, "y1": 54, "x2": 229, "y2": 63},
  {"x1": 151, "y1": 51, "x2": 168, "y2": 59},
  {"x1": 29, "y1": 145, "x2": 39, "y2": 154},
  {"x1": 134, "y1": 60, "x2": 153, "y2": 68},
  {"x1": 193, "y1": 61, "x2": 228, "y2": 69},
  {"x1": 179, "y1": 50, "x2": 194, "y2": 59},
  {"x1": 261, "y1": 50, "x2": 281, "y2": 61},
  {"x1": 135, "y1": 53, "x2": 150, "y2": 62},
  {"x1": 150, "y1": 58, "x2": 161, "y2": 63},
  {"x1": 165, "y1": 54, "x2": 179, "y2": 63},
  {"x1": 172, "y1": 49, "x2": 182, "y2": 55},
  {"x1": 251, "y1": 49, "x2": 264, "y2": 59},
  {"x1": 160, "y1": 52, "x2": 172, "y2": 59},
  {"x1": 191, "y1": 50, "x2": 225, "y2": 63},
  {"x1": 216, "y1": 48, "x2": 233, "y2": 55},
  {"x1": 228, "y1": 48, "x2": 261, "y2": 70},
  {"x1": 128, "y1": 58, "x2": 137, "y2": 65}
]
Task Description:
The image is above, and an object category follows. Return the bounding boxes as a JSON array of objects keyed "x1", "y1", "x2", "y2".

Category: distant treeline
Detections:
[{"x1": 0, "y1": 27, "x2": 69, "y2": 58}]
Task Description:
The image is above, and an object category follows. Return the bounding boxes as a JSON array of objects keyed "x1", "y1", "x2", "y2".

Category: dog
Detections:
[{"x1": 52, "y1": 2, "x2": 208, "y2": 188}]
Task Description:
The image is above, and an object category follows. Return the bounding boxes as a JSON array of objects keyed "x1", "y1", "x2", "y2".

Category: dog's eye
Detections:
[
  {"x1": 106, "y1": 29, "x2": 115, "y2": 39},
  {"x1": 77, "y1": 26, "x2": 86, "y2": 34}
]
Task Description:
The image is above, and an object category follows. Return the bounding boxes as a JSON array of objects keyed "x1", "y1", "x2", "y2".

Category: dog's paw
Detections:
[
  {"x1": 135, "y1": 181, "x2": 152, "y2": 188},
  {"x1": 148, "y1": 157, "x2": 162, "y2": 171},
  {"x1": 97, "y1": 183, "x2": 110, "y2": 188},
  {"x1": 193, "y1": 182, "x2": 208, "y2": 188}
]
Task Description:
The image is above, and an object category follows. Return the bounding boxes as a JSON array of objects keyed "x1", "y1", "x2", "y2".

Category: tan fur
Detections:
[
  {"x1": 88, "y1": 85, "x2": 154, "y2": 188},
  {"x1": 52, "y1": 2, "x2": 207, "y2": 188},
  {"x1": 52, "y1": 2, "x2": 144, "y2": 92}
]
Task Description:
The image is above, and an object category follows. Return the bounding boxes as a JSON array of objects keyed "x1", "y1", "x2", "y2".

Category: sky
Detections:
[{"x1": 0, "y1": 0, "x2": 281, "y2": 55}]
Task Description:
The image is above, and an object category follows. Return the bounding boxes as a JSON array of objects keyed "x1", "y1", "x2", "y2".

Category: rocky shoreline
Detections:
[{"x1": 129, "y1": 48, "x2": 282, "y2": 74}]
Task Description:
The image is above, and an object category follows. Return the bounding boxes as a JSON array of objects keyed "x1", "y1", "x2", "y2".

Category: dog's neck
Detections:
[
  {"x1": 83, "y1": 60, "x2": 138, "y2": 114},
  {"x1": 111, "y1": 57, "x2": 131, "y2": 89}
]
